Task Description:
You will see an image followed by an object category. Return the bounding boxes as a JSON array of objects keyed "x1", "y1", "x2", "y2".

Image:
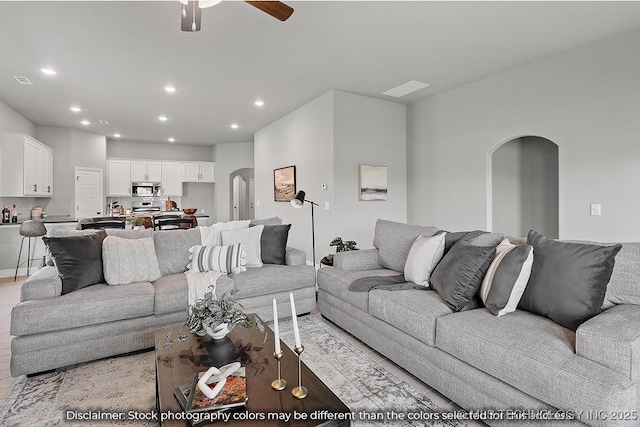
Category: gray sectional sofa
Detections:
[
  {"x1": 318, "y1": 219, "x2": 640, "y2": 427},
  {"x1": 10, "y1": 221, "x2": 315, "y2": 376}
]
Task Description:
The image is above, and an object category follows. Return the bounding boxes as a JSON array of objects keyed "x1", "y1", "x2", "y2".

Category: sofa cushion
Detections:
[
  {"x1": 250, "y1": 216, "x2": 283, "y2": 226},
  {"x1": 230, "y1": 264, "x2": 315, "y2": 299},
  {"x1": 154, "y1": 228, "x2": 201, "y2": 275},
  {"x1": 519, "y1": 230, "x2": 622, "y2": 331},
  {"x1": 404, "y1": 233, "x2": 445, "y2": 287},
  {"x1": 43, "y1": 230, "x2": 107, "y2": 295},
  {"x1": 188, "y1": 244, "x2": 246, "y2": 274},
  {"x1": 222, "y1": 225, "x2": 264, "y2": 268},
  {"x1": 103, "y1": 236, "x2": 162, "y2": 286},
  {"x1": 369, "y1": 289, "x2": 451, "y2": 346},
  {"x1": 317, "y1": 267, "x2": 400, "y2": 312},
  {"x1": 257, "y1": 224, "x2": 291, "y2": 265},
  {"x1": 436, "y1": 309, "x2": 636, "y2": 414},
  {"x1": 153, "y1": 273, "x2": 188, "y2": 315},
  {"x1": 440, "y1": 230, "x2": 504, "y2": 255},
  {"x1": 11, "y1": 281, "x2": 155, "y2": 335},
  {"x1": 430, "y1": 241, "x2": 495, "y2": 312},
  {"x1": 105, "y1": 228, "x2": 154, "y2": 239},
  {"x1": 373, "y1": 219, "x2": 439, "y2": 273},
  {"x1": 605, "y1": 242, "x2": 640, "y2": 306},
  {"x1": 479, "y1": 238, "x2": 533, "y2": 317}
]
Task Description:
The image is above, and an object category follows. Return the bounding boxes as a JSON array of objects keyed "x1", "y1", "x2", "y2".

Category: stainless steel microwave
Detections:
[{"x1": 132, "y1": 183, "x2": 161, "y2": 196}]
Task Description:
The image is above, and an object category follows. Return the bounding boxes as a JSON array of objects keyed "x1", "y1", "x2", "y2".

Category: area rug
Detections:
[{"x1": 0, "y1": 315, "x2": 467, "y2": 427}]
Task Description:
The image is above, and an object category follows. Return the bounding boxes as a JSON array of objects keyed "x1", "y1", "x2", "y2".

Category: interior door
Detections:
[
  {"x1": 248, "y1": 178, "x2": 255, "y2": 220},
  {"x1": 75, "y1": 167, "x2": 104, "y2": 220}
]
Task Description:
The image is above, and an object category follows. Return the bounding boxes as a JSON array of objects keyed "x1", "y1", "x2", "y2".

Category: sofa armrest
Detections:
[
  {"x1": 333, "y1": 248, "x2": 381, "y2": 271},
  {"x1": 285, "y1": 247, "x2": 306, "y2": 266},
  {"x1": 20, "y1": 266, "x2": 62, "y2": 302},
  {"x1": 577, "y1": 304, "x2": 640, "y2": 383}
]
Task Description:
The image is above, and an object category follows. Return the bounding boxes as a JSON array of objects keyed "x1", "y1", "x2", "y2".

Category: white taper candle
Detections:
[
  {"x1": 273, "y1": 299, "x2": 281, "y2": 354},
  {"x1": 290, "y1": 292, "x2": 302, "y2": 348}
]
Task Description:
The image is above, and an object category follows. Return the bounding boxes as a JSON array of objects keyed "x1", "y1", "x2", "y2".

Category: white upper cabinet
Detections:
[
  {"x1": 182, "y1": 161, "x2": 215, "y2": 183},
  {"x1": 131, "y1": 161, "x2": 162, "y2": 182},
  {"x1": 0, "y1": 133, "x2": 54, "y2": 197},
  {"x1": 161, "y1": 162, "x2": 182, "y2": 196},
  {"x1": 107, "y1": 160, "x2": 131, "y2": 197}
]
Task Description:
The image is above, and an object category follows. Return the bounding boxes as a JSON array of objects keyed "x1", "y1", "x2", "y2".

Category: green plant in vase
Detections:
[
  {"x1": 330, "y1": 237, "x2": 359, "y2": 252},
  {"x1": 186, "y1": 288, "x2": 252, "y2": 338}
]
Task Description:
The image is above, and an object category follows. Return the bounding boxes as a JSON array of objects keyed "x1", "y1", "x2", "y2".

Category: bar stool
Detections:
[{"x1": 14, "y1": 220, "x2": 47, "y2": 281}]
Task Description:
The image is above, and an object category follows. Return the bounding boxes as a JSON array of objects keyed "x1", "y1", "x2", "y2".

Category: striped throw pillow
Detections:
[{"x1": 187, "y1": 244, "x2": 247, "y2": 274}]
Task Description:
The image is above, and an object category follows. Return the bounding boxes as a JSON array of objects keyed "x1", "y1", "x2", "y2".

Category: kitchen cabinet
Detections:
[
  {"x1": 0, "y1": 133, "x2": 54, "y2": 197},
  {"x1": 161, "y1": 162, "x2": 182, "y2": 196},
  {"x1": 131, "y1": 161, "x2": 161, "y2": 182},
  {"x1": 107, "y1": 160, "x2": 131, "y2": 196},
  {"x1": 182, "y1": 161, "x2": 215, "y2": 183}
]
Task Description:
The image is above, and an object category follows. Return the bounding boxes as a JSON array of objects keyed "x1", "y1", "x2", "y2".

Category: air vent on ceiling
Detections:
[
  {"x1": 382, "y1": 80, "x2": 429, "y2": 98},
  {"x1": 99, "y1": 120, "x2": 109, "y2": 125},
  {"x1": 14, "y1": 76, "x2": 33, "y2": 85}
]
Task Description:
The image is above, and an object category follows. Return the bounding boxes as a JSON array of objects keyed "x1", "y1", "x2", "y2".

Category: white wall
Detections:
[
  {"x1": 407, "y1": 29, "x2": 640, "y2": 242},
  {"x1": 255, "y1": 91, "x2": 335, "y2": 263},
  {"x1": 107, "y1": 140, "x2": 214, "y2": 162},
  {"x1": 492, "y1": 138, "x2": 522, "y2": 236},
  {"x1": 255, "y1": 90, "x2": 407, "y2": 262},
  {"x1": 34, "y1": 126, "x2": 107, "y2": 216},
  {"x1": 214, "y1": 142, "x2": 254, "y2": 222},
  {"x1": 0, "y1": 100, "x2": 34, "y2": 136},
  {"x1": 333, "y1": 91, "x2": 406, "y2": 249}
]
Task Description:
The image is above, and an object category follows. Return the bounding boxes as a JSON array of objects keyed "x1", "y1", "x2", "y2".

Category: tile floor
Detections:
[{"x1": 0, "y1": 276, "x2": 484, "y2": 425}]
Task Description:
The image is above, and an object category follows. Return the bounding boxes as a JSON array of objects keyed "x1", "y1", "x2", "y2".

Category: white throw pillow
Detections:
[
  {"x1": 102, "y1": 236, "x2": 162, "y2": 285},
  {"x1": 188, "y1": 244, "x2": 247, "y2": 274},
  {"x1": 404, "y1": 233, "x2": 446, "y2": 287},
  {"x1": 201, "y1": 220, "x2": 251, "y2": 246},
  {"x1": 221, "y1": 225, "x2": 264, "y2": 267},
  {"x1": 479, "y1": 238, "x2": 534, "y2": 316}
]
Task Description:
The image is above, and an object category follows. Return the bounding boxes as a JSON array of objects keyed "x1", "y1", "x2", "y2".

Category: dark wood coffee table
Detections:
[{"x1": 155, "y1": 314, "x2": 351, "y2": 426}]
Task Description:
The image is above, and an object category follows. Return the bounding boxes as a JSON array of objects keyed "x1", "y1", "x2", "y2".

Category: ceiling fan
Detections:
[{"x1": 180, "y1": 1, "x2": 294, "y2": 32}]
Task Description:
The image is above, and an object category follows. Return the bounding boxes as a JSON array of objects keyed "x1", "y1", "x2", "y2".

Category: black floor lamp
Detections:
[{"x1": 290, "y1": 190, "x2": 318, "y2": 272}]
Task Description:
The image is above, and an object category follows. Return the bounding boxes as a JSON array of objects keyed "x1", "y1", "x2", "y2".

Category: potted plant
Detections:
[
  {"x1": 186, "y1": 288, "x2": 252, "y2": 340},
  {"x1": 330, "y1": 237, "x2": 359, "y2": 252},
  {"x1": 127, "y1": 216, "x2": 147, "y2": 229}
]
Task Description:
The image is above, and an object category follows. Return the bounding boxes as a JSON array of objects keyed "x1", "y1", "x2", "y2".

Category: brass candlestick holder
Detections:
[
  {"x1": 292, "y1": 345, "x2": 308, "y2": 399},
  {"x1": 271, "y1": 351, "x2": 287, "y2": 391}
]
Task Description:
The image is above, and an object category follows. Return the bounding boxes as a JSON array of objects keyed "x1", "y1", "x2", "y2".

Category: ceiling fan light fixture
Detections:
[{"x1": 199, "y1": 0, "x2": 222, "y2": 8}]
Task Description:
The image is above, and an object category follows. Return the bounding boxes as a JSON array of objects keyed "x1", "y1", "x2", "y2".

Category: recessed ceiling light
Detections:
[
  {"x1": 254, "y1": 100, "x2": 264, "y2": 107},
  {"x1": 113, "y1": 133, "x2": 121, "y2": 138},
  {"x1": 230, "y1": 124, "x2": 239, "y2": 129},
  {"x1": 41, "y1": 68, "x2": 57, "y2": 75},
  {"x1": 168, "y1": 137, "x2": 175, "y2": 142},
  {"x1": 70, "y1": 106, "x2": 82, "y2": 112},
  {"x1": 81, "y1": 120, "x2": 90, "y2": 126},
  {"x1": 164, "y1": 86, "x2": 176, "y2": 93},
  {"x1": 158, "y1": 115, "x2": 168, "y2": 122}
]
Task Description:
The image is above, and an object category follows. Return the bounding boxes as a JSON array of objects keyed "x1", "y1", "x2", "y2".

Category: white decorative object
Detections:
[
  {"x1": 273, "y1": 299, "x2": 281, "y2": 354},
  {"x1": 203, "y1": 322, "x2": 230, "y2": 340},
  {"x1": 197, "y1": 362, "x2": 241, "y2": 399},
  {"x1": 289, "y1": 292, "x2": 301, "y2": 348}
]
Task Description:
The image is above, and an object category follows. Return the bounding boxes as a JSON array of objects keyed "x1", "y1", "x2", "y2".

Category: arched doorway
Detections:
[
  {"x1": 489, "y1": 136, "x2": 559, "y2": 238},
  {"x1": 230, "y1": 168, "x2": 254, "y2": 221}
]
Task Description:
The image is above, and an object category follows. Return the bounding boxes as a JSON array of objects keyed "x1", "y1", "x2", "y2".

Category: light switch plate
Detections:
[{"x1": 590, "y1": 204, "x2": 601, "y2": 216}]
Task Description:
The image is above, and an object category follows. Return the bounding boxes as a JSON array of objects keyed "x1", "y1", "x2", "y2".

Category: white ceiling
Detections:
[{"x1": 1, "y1": 1, "x2": 640, "y2": 146}]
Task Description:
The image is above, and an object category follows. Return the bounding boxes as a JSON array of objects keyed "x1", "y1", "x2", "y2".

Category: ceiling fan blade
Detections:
[
  {"x1": 245, "y1": 1, "x2": 294, "y2": 22},
  {"x1": 181, "y1": 1, "x2": 202, "y2": 32}
]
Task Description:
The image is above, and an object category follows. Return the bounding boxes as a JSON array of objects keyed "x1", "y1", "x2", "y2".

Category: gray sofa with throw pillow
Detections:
[
  {"x1": 318, "y1": 219, "x2": 640, "y2": 427},
  {"x1": 10, "y1": 217, "x2": 315, "y2": 376}
]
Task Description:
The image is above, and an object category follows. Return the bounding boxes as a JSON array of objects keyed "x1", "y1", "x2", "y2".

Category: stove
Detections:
[{"x1": 132, "y1": 200, "x2": 162, "y2": 213}]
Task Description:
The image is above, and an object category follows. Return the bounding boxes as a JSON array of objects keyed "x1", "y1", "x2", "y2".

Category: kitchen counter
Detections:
[{"x1": 0, "y1": 215, "x2": 78, "y2": 228}]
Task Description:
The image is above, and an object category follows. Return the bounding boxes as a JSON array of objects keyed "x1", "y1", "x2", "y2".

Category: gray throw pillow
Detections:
[
  {"x1": 254, "y1": 224, "x2": 291, "y2": 265},
  {"x1": 373, "y1": 219, "x2": 439, "y2": 273},
  {"x1": 154, "y1": 228, "x2": 202, "y2": 275},
  {"x1": 518, "y1": 230, "x2": 622, "y2": 331},
  {"x1": 43, "y1": 230, "x2": 107, "y2": 295},
  {"x1": 438, "y1": 230, "x2": 504, "y2": 254},
  {"x1": 430, "y1": 240, "x2": 496, "y2": 312}
]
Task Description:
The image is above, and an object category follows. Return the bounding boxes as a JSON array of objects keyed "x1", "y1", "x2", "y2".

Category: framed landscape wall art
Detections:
[
  {"x1": 359, "y1": 165, "x2": 388, "y2": 201},
  {"x1": 274, "y1": 165, "x2": 296, "y2": 202}
]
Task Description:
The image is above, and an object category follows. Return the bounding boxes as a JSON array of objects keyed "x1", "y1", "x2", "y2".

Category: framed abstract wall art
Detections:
[{"x1": 359, "y1": 165, "x2": 387, "y2": 201}]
